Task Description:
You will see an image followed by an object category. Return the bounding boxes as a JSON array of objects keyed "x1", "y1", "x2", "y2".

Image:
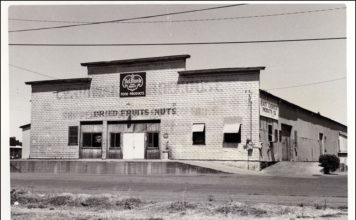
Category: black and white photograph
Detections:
[{"x1": 1, "y1": 1, "x2": 355, "y2": 220}]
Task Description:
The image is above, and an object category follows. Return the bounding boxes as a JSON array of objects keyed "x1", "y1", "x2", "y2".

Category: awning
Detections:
[
  {"x1": 192, "y1": 123, "x2": 205, "y2": 132},
  {"x1": 223, "y1": 122, "x2": 241, "y2": 133}
]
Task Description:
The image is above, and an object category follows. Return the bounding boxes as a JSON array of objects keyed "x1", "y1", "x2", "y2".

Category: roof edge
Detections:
[
  {"x1": 178, "y1": 67, "x2": 265, "y2": 76},
  {"x1": 260, "y1": 89, "x2": 347, "y2": 129},
  {"x1": 25, "y1": 78, "x2": 92, "y2": 86},
  {"x1": 81, "y1": 54, "x2": 191, "y2": 67}
]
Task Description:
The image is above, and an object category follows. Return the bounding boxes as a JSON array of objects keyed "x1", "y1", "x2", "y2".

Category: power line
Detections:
[
  {"x1": 8, "y1": 6, "x2": 346, "y2": 24},
  {"x1": 9, "y1": 64, "x2": 57, "y2": 79},
  {"x1": 8, "y1": 37, "x2": 347, "y2": 47},
  {"x1": 8, "y1": 4, "x2": 246, "y2": 33},
  {"x1": 265, "y1": 76, "x2": 346, "y2": 91}
]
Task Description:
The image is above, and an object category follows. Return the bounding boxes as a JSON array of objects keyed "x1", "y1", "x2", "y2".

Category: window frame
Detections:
[
  {"x1": 268, "y1": 124, "x2": 273, "y2": 142},
  {"x1": 82, "y1": 132, "x2": 102, "y2": 148},
  {"x1": 192, "y1": 123, "x2": 206, "y2": 145},
  {"x1": 223, "y1": 132, "x2": 241, "y2": 144},
  {"x1": 68, "y1": 126, "x2": 79, "y2": 146},
  {"x1": 147, "y1": 132, "x2": 159, "y2": 148},
  {"x1": 110, "y1": 132, "x2": 121, "y2": 148}
]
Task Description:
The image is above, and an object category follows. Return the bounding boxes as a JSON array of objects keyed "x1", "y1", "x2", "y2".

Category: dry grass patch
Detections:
[
  {"x1": 215, "y1": 202, "x2": 267, "y2": 217},
  {"x1": 168, "y1": 201, "x2": 198, "y2": 212}
]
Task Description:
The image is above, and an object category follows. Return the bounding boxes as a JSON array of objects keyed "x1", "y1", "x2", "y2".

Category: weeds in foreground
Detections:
[
  {"x1": 215, "y1": 203, "x2": 267, "y2": 217},
  {"x1": 168, "y1": 201, "x2": 197, "y2": 212}
]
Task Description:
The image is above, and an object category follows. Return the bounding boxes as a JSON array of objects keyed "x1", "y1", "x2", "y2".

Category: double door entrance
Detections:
[
  {"x1": 122, "y1": 133, "x2": 145, "y2": 159},
  {"x1": 80, "y1": 120, "x2": 161, "y2": 159}
]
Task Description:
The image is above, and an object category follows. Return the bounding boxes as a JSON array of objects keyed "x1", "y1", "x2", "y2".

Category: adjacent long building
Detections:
[{"x1": 22, "y1": 55, "x2": 347, "y2": 170}]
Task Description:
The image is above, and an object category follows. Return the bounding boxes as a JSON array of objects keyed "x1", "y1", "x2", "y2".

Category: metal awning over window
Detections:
[
  {"x1": 223, "y1": 117, "x2": 242, "y2": 133},
  {"x1": 223, "y1": 122, "x2": 241, "y2": 133},
  {"x1": 192, "y1": 123, "x2": 205, "y2": 132}
]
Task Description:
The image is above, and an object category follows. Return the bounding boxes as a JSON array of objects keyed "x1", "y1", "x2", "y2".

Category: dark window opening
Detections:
[
  {"x1": 268, "y1": 125, "x2": 273, "y2": 142},
  {"x1": 192, "y1": 123, "x2": 205, "y2": 145},
  {"x1": 82, "y1": 132, "x2": 102, "y2": 148},
  {"x1": 68, "y1": 126, "x2": 78, "y2": 145},
  {"x1": 110, "y1": 133, "x2": 120, "y2": 148},
  {"x1": 274, "y1": 129, "x2": 278, "y2": 143},
  {"x1": 147, "y1": 132, "x2": 159, "y2": 148},
  {"x1": 224, "y1": 133, "x2": 241, "y2": 143},
  {"x1": 193, "y1": 132, "x2": 205, "y2": 145}
]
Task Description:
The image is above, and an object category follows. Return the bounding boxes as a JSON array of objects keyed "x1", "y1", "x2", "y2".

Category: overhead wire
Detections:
[
  {"x1": 8, "y1": 4, "x2": 246, "y2": 33},
  {"x1": 10, "y1": 63, "x2": 346, "y2": 91},
  {"x1": 8, "y1": 37, "x2": 347, "y2": 47},
  {"x1": 9, "y1": 64, "x2": 57, "y2": 79},
  {"x1": 264, "y1": 76, "x2": 346, "y2": 91},
  {"x1": 8, "y1": 6, "x2": 346, "y2": 24}
]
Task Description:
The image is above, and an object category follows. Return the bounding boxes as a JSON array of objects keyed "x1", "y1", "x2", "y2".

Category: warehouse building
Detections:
[{"x1": 22, "y1": 55, "x2": 347, "y2": 170}]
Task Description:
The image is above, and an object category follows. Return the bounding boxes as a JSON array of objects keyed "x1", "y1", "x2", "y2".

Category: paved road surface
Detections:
[{"x1": 10, "y1": 173, "x2": 347, "y2": 207}]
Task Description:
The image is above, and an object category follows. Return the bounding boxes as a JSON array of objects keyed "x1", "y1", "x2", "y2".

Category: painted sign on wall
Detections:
[
  {"x1": 260, "y1": 98, "x2": 279, "y2": 120},
  {"x1": 120, "y1": 72, "x2": 146, "y2": 97}
]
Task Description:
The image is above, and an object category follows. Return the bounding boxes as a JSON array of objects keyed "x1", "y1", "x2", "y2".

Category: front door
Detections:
[
  {"x1": 281, "y1": 124, "x2": 292, "y2": 161},
  {"x1": 122, "y1": 133, "x2": 145, "y2": 159}
]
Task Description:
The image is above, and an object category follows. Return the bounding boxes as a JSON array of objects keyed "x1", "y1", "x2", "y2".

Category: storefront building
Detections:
[{"x1": 24, "y1": 55, "x2": 347, "y2": 170}]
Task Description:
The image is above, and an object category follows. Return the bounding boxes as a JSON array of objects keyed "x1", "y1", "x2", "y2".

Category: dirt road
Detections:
[{"x1": 10, "y1": 172, "x2": 347, "y2": 207}]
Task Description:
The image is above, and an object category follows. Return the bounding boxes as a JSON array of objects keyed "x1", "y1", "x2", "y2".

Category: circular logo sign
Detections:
[{"x1": 122, "y1": 74, "x2": 144, "y2": 92}]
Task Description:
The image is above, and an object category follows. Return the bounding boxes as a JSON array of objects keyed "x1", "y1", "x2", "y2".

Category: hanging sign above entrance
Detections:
[
  {"x1": 260, "y1": 98, "x2": 279, "y2": 120},
  {"x1": 120, "y1": 72, "x2": 146, "y2": 97}
]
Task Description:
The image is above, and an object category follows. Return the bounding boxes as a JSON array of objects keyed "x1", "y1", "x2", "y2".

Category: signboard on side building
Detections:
[
  {"x1": 260, "y1": 98, "x2": 279, "y2": 120},
  {"x1": 120, "y1": 72, "x2": 146, "y2": 97}
]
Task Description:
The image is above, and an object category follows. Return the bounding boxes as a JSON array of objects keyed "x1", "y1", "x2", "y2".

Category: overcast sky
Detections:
[{"x1": 7, "y1": 2, "x2": 350, "y2": 140}]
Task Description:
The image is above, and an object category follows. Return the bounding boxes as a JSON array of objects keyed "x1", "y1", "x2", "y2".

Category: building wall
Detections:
[
  {"x1": 29, "y1": 61, "x2": 261, "y2": 161},
  {"x1": 21, "y1": 127, "x2": 31, "y2": 159},
  {"x1": 259, "y1": 92, "x2": 347, "y2": 162}
]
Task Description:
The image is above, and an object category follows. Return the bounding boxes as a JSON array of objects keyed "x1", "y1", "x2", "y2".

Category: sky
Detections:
[{"x1": 5, "y1": 2, "x2": 351, "y2": 141}]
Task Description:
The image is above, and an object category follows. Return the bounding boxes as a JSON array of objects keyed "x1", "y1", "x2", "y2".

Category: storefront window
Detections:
[
  {"x1": 147, "y1": 132, "x2": 159, "y2": 148},
  {"x1": 82, "y1": 132, "x2": 102, "y2": 148},
  {"x1": 110, "y1": 133, "x2": 121, "y2": 148}
]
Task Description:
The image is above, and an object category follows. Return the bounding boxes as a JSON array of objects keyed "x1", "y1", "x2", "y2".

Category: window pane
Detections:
[
  {"x1": 83, "y1": 133, "x2": 92, "y2": 147},
  {"x1": 68, "y1": 126, "x2": 78, "y2": 145},
  {"x1": 224, "y1": 133, "x2": 241, "y2": 143},
  {"x1": 115, "y1": 133, "x2": 120, "y2": 147},
  {"x1": 110, "y1": 133, "x2": 115, "y2": 147},
  {"x1": 153, "y1": 133, "x2": 159, "y2": 148},
  {"x1": 268, "y1": 125, "x2": 273, "y2": 142},
  {"x1": 148, "y1": 133, "x2": 153, "y2": 148},
  {"x1": 193, "y1": 132, "x2": 205, "y2": 145},
  {"x1": 92, "y1": 133, "x2": 102, "y2": 147}
]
